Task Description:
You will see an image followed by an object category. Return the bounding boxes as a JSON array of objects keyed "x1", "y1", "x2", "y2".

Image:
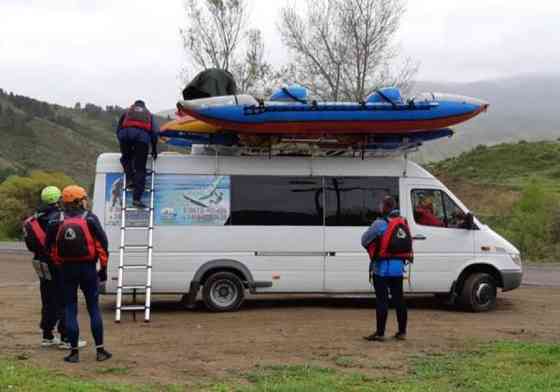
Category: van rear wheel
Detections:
[
  {"x1": 202, "y1": 272, "x2": 245, "y2": 312},
  {"x1": 460, "y1": 273, "x2": 497, "y2": 312}
]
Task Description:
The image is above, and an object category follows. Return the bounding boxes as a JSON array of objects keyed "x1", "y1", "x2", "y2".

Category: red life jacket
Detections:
[
  {"x1": 121, "y1": 105, "x2": 152, "y2": 131},
  {"x1": 53, "y1": 212, "x2": 97, "y2": 263},
  {"x1": 415, "y1": 207, "x2": 444, "y2": 227},
  {"x1": 23, "y1": 214, "x2": 47, "y2": 255},
  {"x1": 368, "y1": 217, "x2": 413, "y2": 261}
]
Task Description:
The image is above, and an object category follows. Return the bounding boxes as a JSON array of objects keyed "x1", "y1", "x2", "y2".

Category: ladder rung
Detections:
[
  {"x1": 120, "y1": 265, "x2": 151, "y2": 270},
  {"x1": 124, "y1": 207, "x2": 152, "y2": 212},
  {"x1": 121, "y1": 226, "x2": 152, "y2": 231},
  {"x1": 119, "y1": 305, "x2": 149, "y2": 311},
  {"x1": 120, "y1": 245, "x2": 152, "y2": 250},
  {"x1": 120, "y1": 285, "x2": 150, "y2": 290}
]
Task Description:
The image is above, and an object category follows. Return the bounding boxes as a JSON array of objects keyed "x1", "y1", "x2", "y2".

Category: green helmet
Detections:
[{"x1": 41, "y1": 186, "x2": 62, "y2": 205}]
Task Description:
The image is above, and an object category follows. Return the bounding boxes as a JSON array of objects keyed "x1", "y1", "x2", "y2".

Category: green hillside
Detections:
[
  {"x1": 428, "y1": 141, "x2": 560, "y2": 262},
  {"x1": 0, "y1": 88, "x2": 120, "y2": 185}
]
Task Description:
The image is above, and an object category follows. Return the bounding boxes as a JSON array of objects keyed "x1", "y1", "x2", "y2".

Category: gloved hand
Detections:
[
  {"x1": 98, "y1": 267, "x2": 108, "y2": 282},
  {"x1": 151, "y1": 150, "x2": 158, "y2": 160}
]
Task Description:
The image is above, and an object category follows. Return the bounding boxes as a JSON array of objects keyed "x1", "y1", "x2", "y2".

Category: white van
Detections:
[{"x1": 93, "y1": 153, "x2": 522, "y2": 313}]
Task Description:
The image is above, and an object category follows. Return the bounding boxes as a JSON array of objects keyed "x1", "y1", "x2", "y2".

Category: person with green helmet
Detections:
[{"x1": 23, "y1": 186, "x2": 86, "y2": 349}]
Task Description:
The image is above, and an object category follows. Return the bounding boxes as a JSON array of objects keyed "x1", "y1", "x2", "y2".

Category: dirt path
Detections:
[{"x1": 2, "y1": 253, "x2": 560, "y2": 387}]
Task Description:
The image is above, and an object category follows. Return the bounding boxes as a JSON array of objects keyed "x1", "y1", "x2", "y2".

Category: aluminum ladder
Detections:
[{"x1": 115, "y1": 159, "x2": 155, "y2": 323}]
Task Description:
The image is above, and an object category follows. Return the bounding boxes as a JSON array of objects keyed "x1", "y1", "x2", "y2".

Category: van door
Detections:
[
  {"x1": 404, "y1": 186, "x2": 475, "y2": 292},
  {"x1": 324, "y1": 176, "x2": 400, "y2": 292}
]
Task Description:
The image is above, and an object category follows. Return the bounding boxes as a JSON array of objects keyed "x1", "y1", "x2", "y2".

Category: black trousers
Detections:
[
  {"x1": 39, "y1": 266, "x2": 66, "y2": 340},
  {"x1": 119, "y1": 140, "x2": 149, "y2": 201},
  {"x1": 373, "y1": 274, "x2": 407, "y2": 336}
]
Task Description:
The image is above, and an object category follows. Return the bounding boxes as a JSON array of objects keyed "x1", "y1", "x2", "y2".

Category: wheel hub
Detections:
[
  {"x1": 475, "y1": 282, "x2": 492, "y2": 305},
  {"x1": 210, "y1": 280, "x2": 237, "y2": 308}
]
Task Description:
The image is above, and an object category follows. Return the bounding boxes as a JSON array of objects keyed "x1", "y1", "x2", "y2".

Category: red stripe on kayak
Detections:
[{"x1": 179, "y1": 106, "x2": 487, "y2": 135}]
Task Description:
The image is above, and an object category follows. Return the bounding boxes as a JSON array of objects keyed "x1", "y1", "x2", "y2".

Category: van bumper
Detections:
[{"x1": 501, "y1": 270, "x2": 523, "y2": 292}]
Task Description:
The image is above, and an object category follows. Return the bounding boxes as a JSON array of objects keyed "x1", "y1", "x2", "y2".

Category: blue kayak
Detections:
[{"x1": 177, "y1": 87, "x2": 488, "y2": 135}]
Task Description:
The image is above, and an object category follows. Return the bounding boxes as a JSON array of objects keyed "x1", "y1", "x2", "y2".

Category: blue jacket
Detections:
[
  {"x1": 117, "y1": 113, "x2": 159, "y2": 149},
  {"x1": 361, "y1": 210, "x2": 405, "y2": 277}
]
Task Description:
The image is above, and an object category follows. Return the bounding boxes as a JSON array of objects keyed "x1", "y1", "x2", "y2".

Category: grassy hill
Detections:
[
  {"x1": 428, "y1": 141, "x2": 560, "y2": 261},
  {"x1": 0, "y1": 88, "x2": 120, "y2": 185}
]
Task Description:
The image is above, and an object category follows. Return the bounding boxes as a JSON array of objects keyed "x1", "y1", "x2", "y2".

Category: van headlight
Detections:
[{"x1": 510, "y1": 253, "x2": 522, "y2": 267}]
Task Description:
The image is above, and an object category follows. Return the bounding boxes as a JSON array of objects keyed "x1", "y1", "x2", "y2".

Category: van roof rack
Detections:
[{"x1": 189, "y1": 140, "x2": 421, "y2": 159}]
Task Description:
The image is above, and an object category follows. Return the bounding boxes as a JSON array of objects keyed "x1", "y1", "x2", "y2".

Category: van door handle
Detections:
[{"x1": 413, "y1": 234, "x2": 427, "y2": 241}]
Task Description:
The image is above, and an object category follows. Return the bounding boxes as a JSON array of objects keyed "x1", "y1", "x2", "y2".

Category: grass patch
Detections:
[
  {"x1": 0, "y1": 359, "x2": 174, "y2": 392},
  {"x1": 228, "y1": 341, "x2": 560, "y2": 392},
  {"x1": 2, "y1": 342, "x2": 560, "y2": 391}
]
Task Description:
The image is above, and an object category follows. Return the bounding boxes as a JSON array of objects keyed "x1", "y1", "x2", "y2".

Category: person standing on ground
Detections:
[
  {"x1": 46, "y1": 185, "x2": 112, "y2": 363},
  {"x1": 117, "y1": 100, "x2": 158, "y2": 208},
  {"x1": 23, "y1": 186, "x2": 69, "y2": 347},
  {"x1": 361, "y1": 196, "x2": 413, "y2": 342}
]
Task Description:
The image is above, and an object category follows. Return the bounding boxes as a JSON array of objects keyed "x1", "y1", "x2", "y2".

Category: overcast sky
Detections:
[{"x1": 1, "y1": 0, "x2": 558, "y2": 111}]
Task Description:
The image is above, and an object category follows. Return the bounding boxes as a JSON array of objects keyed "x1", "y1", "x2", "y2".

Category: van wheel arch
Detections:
[
  {"x1": 456, "y1": 263, "x2": 503, "y2": 293},
  {"x1": 454, "y1": 264, "x2": 502, "y2": 312},
  {"x1": 182, "y1": 259, "x2": 253, "y2": 309},
  {"x1": 196, "y1": 259, "x2": 253, "y2": 287}
]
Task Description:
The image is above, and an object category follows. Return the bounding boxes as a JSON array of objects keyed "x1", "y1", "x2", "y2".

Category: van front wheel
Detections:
[
  {"x1": 460, "y1": 273, "x2": 497, "y2": 312},
  {"x1": 202, "y1": 272, "x2": 245, "y2": 312}
]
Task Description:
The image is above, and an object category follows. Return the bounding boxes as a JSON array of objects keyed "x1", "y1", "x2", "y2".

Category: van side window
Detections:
[
  {"x1": 442, "y1": 192, "x2": 469, "y2": 229},
  {"x1": 411, "y1": 189, "x2": 468, "y2": 229},
  {"x1": 230, "y1": 176, "x2": 323, "y2": 226},
  {"x1": 325, "y1": 177, "x2": 399, "y2": 226}
]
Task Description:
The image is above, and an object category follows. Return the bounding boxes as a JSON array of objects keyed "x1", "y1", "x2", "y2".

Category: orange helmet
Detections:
[{"x1": 62, "y1": 185, "x2": 87, "y2": 204}]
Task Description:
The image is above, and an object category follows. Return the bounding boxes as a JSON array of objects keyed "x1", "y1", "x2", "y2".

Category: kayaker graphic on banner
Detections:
[
  {"x1": 104, "y1": 174, "x2": 230, "y2": 226},
  {"x1": 154, "y1": 175, "x2": 230, "y2": 226},
  {"x1": 105, "y1": 173, "x2": 150, "y2": 227}
]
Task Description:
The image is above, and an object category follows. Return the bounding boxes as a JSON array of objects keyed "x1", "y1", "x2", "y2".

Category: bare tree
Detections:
[
  {"x1": 181, "y1": 0, "x2": 278, "y2": 96},
  {"x1": 181, "y1": 0, "x2": 246, "y2": 71},
  {"x1": 279, "y1": 0, "x2": 418, "y2": 101},
  {"x1": 231, "y1": 29, "x2": 284, "y2": 96}
]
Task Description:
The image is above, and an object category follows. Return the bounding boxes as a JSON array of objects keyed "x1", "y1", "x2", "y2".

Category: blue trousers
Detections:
[
  {"x1": 373, "y1": 274, "x2": 407, "y2": 336},
  {"x1": 118, "y1": 132, "x2": 149, "y2": 201},
  {"x1": 62, "y1": 263, "x2": 104, "y2": 349}
]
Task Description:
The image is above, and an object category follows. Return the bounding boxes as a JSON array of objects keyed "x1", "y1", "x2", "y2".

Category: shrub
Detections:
[
  {"x1": 494, "y1": 181, "x2": 560, "y2": 261},
  {"x1": 0, "y1": 171, "x2": 76, "y2": 239}
]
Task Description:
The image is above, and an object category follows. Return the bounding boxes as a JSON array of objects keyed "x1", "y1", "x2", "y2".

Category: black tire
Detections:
[
  {"x1": 460, "y1": 273, "x2": 497, "y2": 312},
  {"x1": 202, "y1": 271, "x2": 245, "y2": 312}
]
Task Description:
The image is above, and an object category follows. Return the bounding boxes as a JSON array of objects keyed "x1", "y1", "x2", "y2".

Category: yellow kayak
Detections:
[{"x1": 160, "y1": 115, "x2": 220, "y2": 134}]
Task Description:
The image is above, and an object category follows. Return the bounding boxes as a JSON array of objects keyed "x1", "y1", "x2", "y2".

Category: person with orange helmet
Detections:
[{"x1": 45, "y1": 185, "x2": 112, "y2": 363}]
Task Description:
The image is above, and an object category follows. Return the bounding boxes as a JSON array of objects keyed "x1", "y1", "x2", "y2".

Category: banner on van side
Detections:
[{"x1": 105, "y1": 173, "x2": 231, "y2": 226}]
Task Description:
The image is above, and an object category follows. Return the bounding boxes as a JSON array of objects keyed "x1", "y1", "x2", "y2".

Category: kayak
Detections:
[
  {"x1": 160, "y1": 114, "x2": 220, "y2": 134},
  {"x1": 159, "y1": 127, "x2": 453, "y2": 149},
  {"x1": 160, "y1": 130, "x2": 238, "y2": 148},
  {"x1": 177, "y1": 90, "x2": 488, "y2": 135}
]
